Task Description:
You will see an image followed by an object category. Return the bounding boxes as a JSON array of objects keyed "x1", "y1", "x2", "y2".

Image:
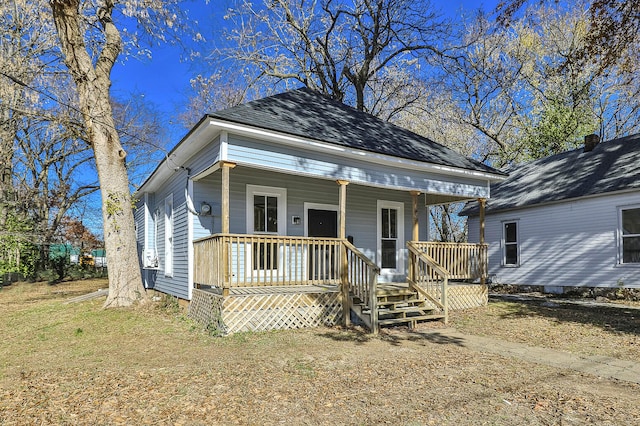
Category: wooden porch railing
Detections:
[
  {"x1": 407, "y1": 241, "x2": 449, "y2": 323},
  {"x1": 193, "y1": 233, "x2": 382, "y2": 331},
  {"x1": 193, "y1": 234, "x2": 344, "y2": 290},
  {"x1": 411, "y1": 241, "x2": 488, "y2": 281},
  {"x1": 193, "y1": 235, "x2": 486, "y2": 332},
  {"x1": 342, "y1": 240, "x2": 380, "y2": 333}
]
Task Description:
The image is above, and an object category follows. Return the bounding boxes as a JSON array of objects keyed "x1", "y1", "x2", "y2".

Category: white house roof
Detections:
[{"x1": 463, "y1": 133, "x2": 640, "y2": 216}]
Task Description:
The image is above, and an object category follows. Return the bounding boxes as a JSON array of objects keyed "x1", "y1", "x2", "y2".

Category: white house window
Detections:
[
  {"x1": 620, "y1": 206, "x2": 640, "y2": 264},
  {"x1": 246, "y1": 185, "x2": 287, "y2": 271},
  {"x1": 254, "y1": 195, "x2": 278, "y2": 233},
  {"x1": 377, "y1": 200, "x2": 404, "y2": 273},
  {"x1": 164, "y1": 194, "x2": 174, "y2": 276},
  {"x1": 381, "y1": 208, "x2": 397, "y2": 268},
  {"x1": 503, "y1": 221, "x2": 519, "y2": 266}
]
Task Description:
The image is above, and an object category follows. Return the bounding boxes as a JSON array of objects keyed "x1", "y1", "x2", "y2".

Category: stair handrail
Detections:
[
  {"x1": 407, "y1": 241, "x2": 449, "y2": 324},
  {"x1": 342, "y1": 240, "x2": 380, "y2": 333}
]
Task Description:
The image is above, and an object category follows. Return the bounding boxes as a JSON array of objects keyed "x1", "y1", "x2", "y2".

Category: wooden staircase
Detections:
[{"x1": 350, "y1": 283, "x2": 445, "y2": 330}]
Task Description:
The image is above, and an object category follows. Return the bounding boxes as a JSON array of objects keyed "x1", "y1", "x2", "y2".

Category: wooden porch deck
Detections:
[
  {"x1": 189, "y1": 234, "x2": 488, "y2": 335},
  {"x1": 198, "y1": 284, "x2": 339, "y2": 295}
]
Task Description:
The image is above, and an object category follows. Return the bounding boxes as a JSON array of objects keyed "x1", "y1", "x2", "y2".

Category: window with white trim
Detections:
[
  {"x1": 502, "y1": 221, "x2": 519, "y2": 266},
  {"x1": 164, "y1": 194, "x2": 174, "y2": 276},
  {"x1": 377, "y1": 200, "x2": 404, "y2": 273},
  {"x1": 620, "y1": 206, "x2": 640, "y2": 264},
  {"x1": 246, "y1": 185, "x2": 287, "y2": 271}
]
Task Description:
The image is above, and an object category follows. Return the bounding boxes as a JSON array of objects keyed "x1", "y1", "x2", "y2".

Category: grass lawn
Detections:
[{"x1": 1, "y1": 279, "x2": 638, "y2": 425}]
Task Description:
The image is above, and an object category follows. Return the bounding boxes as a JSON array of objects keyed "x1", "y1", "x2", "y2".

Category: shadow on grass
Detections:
[
  {"x1": 403, "y1": 330, "x2": 466, "y2": 347},
  {"x1": 488, "y1": 296, "x2": 640, "y2": 336},
  {"x1": 316, "y1": 326, "x2": 467, "y2": 348},
  {"x1": 315, "y1": 327, "x2": 373, "y2": 345}
]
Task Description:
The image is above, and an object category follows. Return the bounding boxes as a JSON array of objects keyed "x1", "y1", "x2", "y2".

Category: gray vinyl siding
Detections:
[
  {"x1": 134, "y1": 196, "x2": 145, "y2": 265},
  {"x1": 227, "y1": 135, "x2": 489, "y2": 198},
  {"x1": 151, "y1": 169, "x2": 190, "y2": 299},
  {"x1": 468, "y1": 191, "x2": 640, "y2": 288},
  {"x1": 188, "y1": 135, "x2": 221, "y2": 177},
  {"x1": 134, "y1": 193, "x2": 159, "y2": 290},
  {"x1": 193, "y1": 166, "x2": 427, "y2": 283}
]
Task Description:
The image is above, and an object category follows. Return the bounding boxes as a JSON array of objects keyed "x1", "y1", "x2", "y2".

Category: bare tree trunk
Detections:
[
  {"x1": 0, "y1": 87, "x2": 17, "y2": 229},
  {"x1": 50, "y1": 0, "x2": 144, "y2": 307}
]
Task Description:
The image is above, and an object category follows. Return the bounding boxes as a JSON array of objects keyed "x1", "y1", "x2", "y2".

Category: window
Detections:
[
  {"x1": 502, "y1": 221, "x2": 519, "y2": 266},
  {"x1": 381, "y1": 208, "x2": 398, "y2": 268},
  {"x1": 377, "y1": 200, "x2": 404, "y2": 273},
  {"x1": 246, "y1": 185, "x2": 287, "y2": 271},
  {"x1": 253, "y1": 195, "x2": 278, "y2": 233},
  {"x1": 164, "y1": 194, "x2": 174, "y2": 276},
  {"x1": 620, "y1": 206, "x2": 640, "y2": 264}
]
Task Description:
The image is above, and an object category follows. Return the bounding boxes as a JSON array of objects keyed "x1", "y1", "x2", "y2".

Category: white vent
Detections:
[{"x1": 143, "y1": 249, "x2": 158, "y2": 269}]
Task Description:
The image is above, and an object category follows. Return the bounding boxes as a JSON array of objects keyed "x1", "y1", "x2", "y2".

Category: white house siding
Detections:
[
  {"x1": 468, "y1": 191, "x2": 640, "y2": 288},
  {"x1": 226, "y1": 135, "x2": 489, "y2": 199}
]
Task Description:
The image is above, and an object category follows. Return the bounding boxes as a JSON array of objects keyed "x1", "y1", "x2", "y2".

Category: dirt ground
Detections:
[{"x1": 1, "y1": 279, "x2": 639, "y2": 425}]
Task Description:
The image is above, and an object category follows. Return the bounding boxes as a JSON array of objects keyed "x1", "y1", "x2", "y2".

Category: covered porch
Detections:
[{"x1": 188, "y1": 164, "x2": 489, "y2": 334}]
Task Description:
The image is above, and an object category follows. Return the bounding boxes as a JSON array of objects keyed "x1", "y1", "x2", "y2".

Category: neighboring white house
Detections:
[
  {"x1": 464, "y1": 134, "x2": 640, "y2": 292},
  {"x1": 134, "y1": 88, "x2": 506, "y2": 303}
]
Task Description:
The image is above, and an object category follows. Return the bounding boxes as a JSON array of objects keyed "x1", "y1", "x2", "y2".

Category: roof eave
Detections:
[{"x1": 206, "y1": 116, "x2": 507, "y2": 183}]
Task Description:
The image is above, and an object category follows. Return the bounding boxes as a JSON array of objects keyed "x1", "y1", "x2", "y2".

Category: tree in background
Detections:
[
  {"x1": 190, "y1": 0, "x2": 450, "y2": 119},
  {"x1": 1, "y1": 0, "x2": 168, "y2": 283},
  {"x1": 497, "y1": 0, "x2": 640, "y2": 71},
  {"x1": 435, "y1": 1, "x2": 640, "y2": 167},
  {"x1": 192, "y1": 0, "x2": 640, "y2": 242},
  {"x1": 0, "y1": 0, "x2": 53, "y2": 230}
]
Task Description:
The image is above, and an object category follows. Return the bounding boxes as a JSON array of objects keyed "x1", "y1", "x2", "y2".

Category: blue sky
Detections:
[{"x1": 111, "y1": 0, "x2": 500, "y2": 146}]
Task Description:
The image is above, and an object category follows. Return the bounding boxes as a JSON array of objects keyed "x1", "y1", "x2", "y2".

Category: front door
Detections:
[
  {"x1": 307, "y1": 208, "x2": 338, "y2": 281},
  {"x1": 307, "y1": 209, "x2": 338, "y2": 238}
]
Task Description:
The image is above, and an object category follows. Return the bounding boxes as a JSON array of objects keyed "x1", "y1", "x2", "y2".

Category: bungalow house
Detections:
[
  {"x1": 134, "y1": 88, "x2": 506, "y2": 333},
  {"x1": 464, "y1": 134, "x2": 640, "y2": 293}
]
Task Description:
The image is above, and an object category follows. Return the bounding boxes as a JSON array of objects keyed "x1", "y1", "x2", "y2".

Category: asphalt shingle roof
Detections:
[
  {"x1": 463, "y1": 133, "x2": 640, "y2": 216},
  {"x1": 208, "y1": 87, "x2": 502, "y2": 176}
]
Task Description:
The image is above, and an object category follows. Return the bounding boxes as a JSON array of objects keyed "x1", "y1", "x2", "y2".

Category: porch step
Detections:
[
  {"x1": 377, "y1": 298, "x2": 428, "y2": 309},
  {"x1": 378, "y1": 313, "x2": 445, "y2": 327},
  {"x1": 350, "y1": 282, "x2": 444, "y2": 331},
  {"x1": 378, "y1": 305, "x2": 432, "y2": 315}
]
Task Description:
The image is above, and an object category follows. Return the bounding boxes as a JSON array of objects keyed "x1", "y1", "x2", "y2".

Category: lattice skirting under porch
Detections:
[
  {"x1": 189, "y1": 289, "x2": 226, "y2": 333},
  {"x1": 419, "y1": 284, "x2": 488, "y2": 312},
  {"x1": 189, "y1": 288, "x2": 342, "y2": 335},
  {"x1": 448, "y1": 284, "x2": 488, "y2": 310}
]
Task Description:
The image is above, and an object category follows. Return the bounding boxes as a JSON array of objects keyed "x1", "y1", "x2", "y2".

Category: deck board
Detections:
[{"x1": 199, "y1": 284, "x2": 339, "y2": 296}]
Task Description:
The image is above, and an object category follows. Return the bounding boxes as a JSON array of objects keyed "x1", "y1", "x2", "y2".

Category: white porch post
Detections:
[{"x1": 337, "y1": 179, "x2": 350, "y2": 326}]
